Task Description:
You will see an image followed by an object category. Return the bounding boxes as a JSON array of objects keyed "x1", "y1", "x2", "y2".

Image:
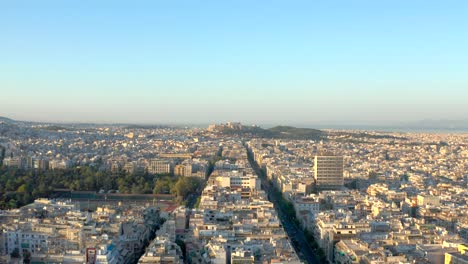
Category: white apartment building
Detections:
[
  {"x1": 148, "y1": 159, "x2": 173, "y2": 174},
  {"x1": 215, "y1": 171, "x2": 261, "y2": 191}
]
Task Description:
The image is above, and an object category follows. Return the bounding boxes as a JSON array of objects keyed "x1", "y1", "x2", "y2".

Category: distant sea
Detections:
[{"x1": 302, "y1": 125, "x2": 468, "y2": 134}]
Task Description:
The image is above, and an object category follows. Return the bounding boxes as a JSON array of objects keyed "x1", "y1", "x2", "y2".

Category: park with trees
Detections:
[{"x1": 0, "y1": 165, "x2": 203, "y2": 209}]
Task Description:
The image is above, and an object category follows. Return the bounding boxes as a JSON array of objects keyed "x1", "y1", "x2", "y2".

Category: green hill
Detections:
[
  {"x1": 0, "y1": 116, "x2": 14, "y2": 123},
  {"x1": 268, "y1": 126, "x2": 324, "y2": 139},
  {"x1": 218, "y1": 125, "x2": 325, "y2": 140}
]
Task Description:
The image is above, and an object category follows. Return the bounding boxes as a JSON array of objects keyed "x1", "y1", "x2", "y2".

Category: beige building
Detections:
[
  {"x1": 314, "y1": 155, "x2": 344, "y2": 190},
  {"x1": 174, "y1": 164, "x2": 192, "y2": 177},
  {"x1": 417, "y1": 194, "x2": 441, "y2": 207},
  {"x1": 148, "y1": 159, "x2": 173, "y2": 174}
]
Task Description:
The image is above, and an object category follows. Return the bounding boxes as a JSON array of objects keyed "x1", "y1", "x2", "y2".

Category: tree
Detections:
[
  {"x1": 194, "y1": 197, "x2": 201, "y2": 208},
  {"x1": 10, "y1": 248, "x2": 20, "y2": 258},
  {"x1": 22, "y1": 192, "x2": 32, "y2": 205},
  {"x1": 131, "y1": 184, "x2": 143, "y2": 194},
  {"x1": 143, "y1": 182, "x2": 152, "y2": 194},
  {"x1": 5, "y1": 179, "x2": 15, "y2": 191},
  {"x1": 368, "y1": 171, "x2": 379, "y2": 180},
  {"x1": 16, "y1": 183, "x2": 28, "y2": 193},
  {"x1": 153, "y1": 176, "x2": 175, "y2": 194},
  {"x1": 172, "y1": 177, "x2": 202, "y2": 202},
  {"x1": 84, "y1": 175, "x2": 95, "y2": 190},
  {"x1": 8, "y1": 199, "x2": 18, "y2": 209},
  {"x1": 317, "y1": 248, "x2": 328, "y2": 263},
  {"x1": 175, "y1": 239, "x2": 187, "y2": 260},
  {"x1": 23, "y1": 250, "x2": 31, "y2": 264},
  {"x1": 0, "y1": 164, "x2": 207, "y2": 209}
]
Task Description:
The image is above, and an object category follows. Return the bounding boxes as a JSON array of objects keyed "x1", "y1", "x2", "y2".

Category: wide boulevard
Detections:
[{"x1": 246, "y1": 145, "x2": 320, "y2": 264}]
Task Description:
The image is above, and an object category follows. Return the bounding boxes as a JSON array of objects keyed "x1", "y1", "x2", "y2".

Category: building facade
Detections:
[{"x1": 314, "y1": 155, "x2": 344, "y2": 190}]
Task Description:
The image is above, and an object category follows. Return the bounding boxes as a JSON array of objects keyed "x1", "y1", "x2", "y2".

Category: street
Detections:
[{"x1": 246, "y1": 146, "x2": 320, "y2": 264}]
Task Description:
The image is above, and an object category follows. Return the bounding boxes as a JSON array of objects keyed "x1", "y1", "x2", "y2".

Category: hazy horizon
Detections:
[
  {"x1": 1, "y1": 1, "x2": 468, "y2": 124},
  {"x1": 2, "y1": 115, "x2": 468, "y2": 133}
]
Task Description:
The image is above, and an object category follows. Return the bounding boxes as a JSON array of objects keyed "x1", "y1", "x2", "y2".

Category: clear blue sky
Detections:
[{"x1": 1, "y1": 0, "x2": 467, "y2": 125}]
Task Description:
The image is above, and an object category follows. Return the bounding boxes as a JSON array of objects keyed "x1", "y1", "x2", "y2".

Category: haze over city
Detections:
[{"x1": 1, "y1": 0, "x2": 468, "y2": 126}]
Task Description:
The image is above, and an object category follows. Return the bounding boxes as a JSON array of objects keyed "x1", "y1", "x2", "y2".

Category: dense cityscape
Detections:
[
  {"x1": 3, "y1": 0, "x2": 468, "y2": 263},
  {"x1": 0, "y1": 119, "x2": 466, "y2": 263}
]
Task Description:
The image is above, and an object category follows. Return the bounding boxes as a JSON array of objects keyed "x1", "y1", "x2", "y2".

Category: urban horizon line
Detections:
[{"x1": 2, "y1": 115, "x2": 468, "y2": 133}]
